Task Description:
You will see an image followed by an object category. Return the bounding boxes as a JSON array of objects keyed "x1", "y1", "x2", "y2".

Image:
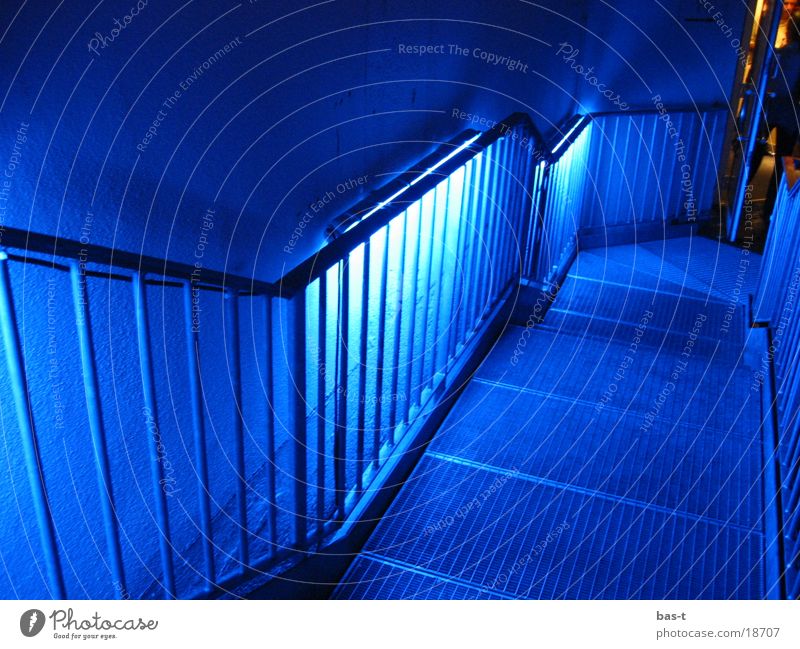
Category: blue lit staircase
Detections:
[{"x1": 334, "y1": 236, "x2": 766, "y2": 599}]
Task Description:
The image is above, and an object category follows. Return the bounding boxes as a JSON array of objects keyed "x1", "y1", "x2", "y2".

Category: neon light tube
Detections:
[
  {"x1": 345, "y1": 133, "x2": 482, "y2": 232},
  {"x1": 551, "y1": 116, "x2": 585, "y2": 154}
]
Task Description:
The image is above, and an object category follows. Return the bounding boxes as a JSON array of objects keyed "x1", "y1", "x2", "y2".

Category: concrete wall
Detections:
[
  {"x1": 0, "y1": 0, "x2": 589, "y2": 283},
  {"x1": 576, "y1": 0, "x2": 746, "y2": 114}
]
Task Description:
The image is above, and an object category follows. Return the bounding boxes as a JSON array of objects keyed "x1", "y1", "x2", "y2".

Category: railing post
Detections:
[
  {"x1": 417, "y1": 192, "x2": 435, "y2": 395},
  {"x1": 70, "y1": 262, "x2": 126, "y2": 598},
  {"x1": 182, "y1": 281, "x2": 215, "y2": 588},
  {"x1": 448, "y1": 163, "x2": 471, "y2": 358},
  {"x1": 225, "y1": 289, "x2": 249, "y2": 567},
  {"x1": 374, "y1": 233, "x2": 389, "y2": 467},
  {"x1": 357, "y1": 243, "x2": 370, "y2": 493},
  {"x1": 316, "y1": 274, "x2": 327, "y2": 540},
  {"x1": 389, "y1": 218, "x2": 407, "y2": 441},
  {"x1": 133, "y1": 272, "x2": 176, "y2": 598},
  {"x1": 0, "y1": 252, "x2": 66, "y2": 598},
  {"x1": 530, "y1": 161, "x2": 548, "y2": 280},
  {"x1": 430, "y1": 179, "x2": 450, "y2": 387},
  {"x1": 286, "y1": 292, "x2": 308, "y2": 547},
  {"x1": 264, "y1": 295, "x2": 278, "y2": 552},
  {"x1": 727, "y1": 0, "x2": 783, "y2": 240},
  {"x1": 515, "y1": 137, "x2": 535, "y2": 281},
  {"x1": 335, "y1": 263, "x2": 349, "y2": 517}
]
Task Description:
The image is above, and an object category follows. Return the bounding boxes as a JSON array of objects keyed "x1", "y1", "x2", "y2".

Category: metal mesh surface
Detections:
[{"x1": 333, "y1": 238, "x2": 765, "y2": 599}]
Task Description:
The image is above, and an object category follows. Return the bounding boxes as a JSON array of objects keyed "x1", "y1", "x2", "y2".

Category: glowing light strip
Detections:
[
  {"x1": 345, "y1": 133, "x2": 482, "y2": 232},
  {"x1": 551, "y1": 116, "x2": 585, "y2": 154},
  {"x1": 408, "y1": 132, "x2": 482, "y2": 187},
  {"x1": 358, "y1": 186, "x2": 408, "y2": 222}
]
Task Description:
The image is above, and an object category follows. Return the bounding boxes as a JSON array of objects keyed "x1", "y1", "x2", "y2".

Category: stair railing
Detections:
[
  {"x1": 753, "y1": 157, "x2": 800, "y2": 599},
  {"x1": 0, "y1": 103, "x2": 733, "y2": 599}
]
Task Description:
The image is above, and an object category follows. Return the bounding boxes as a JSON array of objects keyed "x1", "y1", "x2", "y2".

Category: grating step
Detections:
[
  {"x1": 475, "y1": 325, "x2": 758, "y2": 434},
  {"x1": 335, "y1": 238, "x2": 765, "y2": 600},
  {"x1": 337, "y1": 456, "x2": 762, "y2": 599},
  {"x1": 427, "y1": 381, "x2": 762, "y2": 527},
  {"x1": 334, "y1": 554, "x2": 510, "y2": 600},
  {"x1": 553, "y1": 275, "x2": 746, "y2": 346}
]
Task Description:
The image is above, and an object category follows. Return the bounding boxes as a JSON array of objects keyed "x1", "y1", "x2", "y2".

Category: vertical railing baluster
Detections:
[
  {"x1": 497, "y1": 138, "x2": 516, "y2": 291},
  {"x1": 615, "y1": 118, "x2": 633, "y2": 223},
  {"x1": 561, "y1": 150, "x2": 573, "y2": 264},
  {"x1": 449, "y1": 161, "x2": 472, "y2": 359},
  {"x1": 584, "y1": 119, "x2": 599, "y2": 230},
  {"x1": 482, "y1": 143, "x2": 502, "y2": 315},
  {"x1": 0, "y1": 253, "x2": 66, "y2": 599},
  {"x1": 542, "y1": 160, "x2": 555, "y2": 280},
  {"x1": 641, "y1": 113, "x2": 659, "y2": 222},
  {"x1": 600, "y1": 117, "x2": 619, "y2": 225},
  {"x1": 287, "y1": 291, "x2": 308, "y2": 546},
  {"x1": 316, "y1": 273, "x2": 327, "y2": 540},
  {"x1": 559, "y1": 153, "x2": 570, "y2": 271},
  {"x1": 472, "y1": 150, "x2": 491, "y2": 325},
  {"x1": 539, "y1": 161, "x2": 553, "y2": 280},
  {"x1": 389, "y1": 215, "x2": 408, "y2": 441},
  {"x1": 133, "y1": 272, "x2": 176, "y2": 598},
  {"x1": 482, "y1": 142, "x2": 499, "y2": 307},
  {"x1": 523, "y1": 154, "x2": 534, "y2": 274},
  {"x1": 69, "y1": 262, "x2": 126, "y2": 599},
  {"x1": 466, "y1": 152, "x2": 488, "y2": 331},
  {"x1": 483, "y1": 142, "x2": 500, "y2": 306},
  {"x1": 499, "y1": 138, "x2": 516, "y2": 286},
  {"x1": 689, "y1": 115, "x2": 707, "y2": 217},
  {"x1": 554, "y1": 152, "x2": 569, "y2": 269},
  {"x1": 554, "y1": 154, "x2": 566, "y2": 270},
  {"x1": 497, "y1": 138, "x2": 514, "y2": 294},
  {"x1": 698, "y1": 112, "x2": 719, "y2": 209},
  {"x1": 548, "y1": 159, "x2": 560, "y2": 278},
  {"x1": 264, "y1": 295, "x2": 277, "y2": 552},
  {"x1": 465, "y1": 159, "x2": 481, "y2": 335},
  {"x1": 538, "y1": 159, "x2": 549, "y2": 278},
  {"x1": 511, "y1": 142, "x2": 526, "y2": 281},
  {"x1": 662, "y1": 114, "x2": 682, "y2": 218},
  {"x1": 226, "y1": 289, "x2": 248, "y2": 568},
  {"x1": 357, "y1": 243, "x2": 370, "y2": 493},
  {"x1": 651, "y1": 114, "x2": 671, "y2": 221},
  {"x1": 373, "y1": 229, "x2": 389, "y2": 468},
  {"x1": 335, "y1": 261, "x2": 348, "y2": 518},
  {"x1": 626, "y1": 116, "x2": 645, "y2": 222},
  {"x1": 571, "y1": 130, "x2": 585, "y2": 238},
  {"x1": 430, "y1": 178, "x2": 451, "y2": 385},
  {"x1": 495, "y1": 139, "x2": 508, "y2": 295},
  {"x1": 515, "y1": 141, "x2": 535, "y2": 282},
  {"x1": 182, "y1": 281, "x2": 215, "y2": 589},
  {"x1": 539, "y1": 165, "x2": 553, "y2": 280},
  {"x1": 418, "y1": 191, "x2": 436, "y2": 396},
  {"x1": 404, "y1": 205, "x2": 423, "y2": 421},
  {"x1": 526, "y1": 160, "x2": 544, "y2": 279}
]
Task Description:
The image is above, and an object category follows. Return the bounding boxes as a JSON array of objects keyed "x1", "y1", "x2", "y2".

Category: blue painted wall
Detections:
[{"x1": 0, "y1": 1, "x2": 744, "y2": 278}]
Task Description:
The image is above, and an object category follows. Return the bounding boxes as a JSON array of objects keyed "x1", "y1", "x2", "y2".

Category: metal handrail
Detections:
[
  {"x1": 0, "y1": 225, "x2": 276, "y2": 295},
  {"x1": 276, "y1": 112, "x2": 544, "y2": 297},
  {"x1": 0, "y1": 105, "x2": 727, "y2": 298},
  {"x1": 272, "y1": 103, "x2": 727, "y2": 299},
  {"x1": 753, "y1": 158, "x2": 800, "y2": 599}
]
